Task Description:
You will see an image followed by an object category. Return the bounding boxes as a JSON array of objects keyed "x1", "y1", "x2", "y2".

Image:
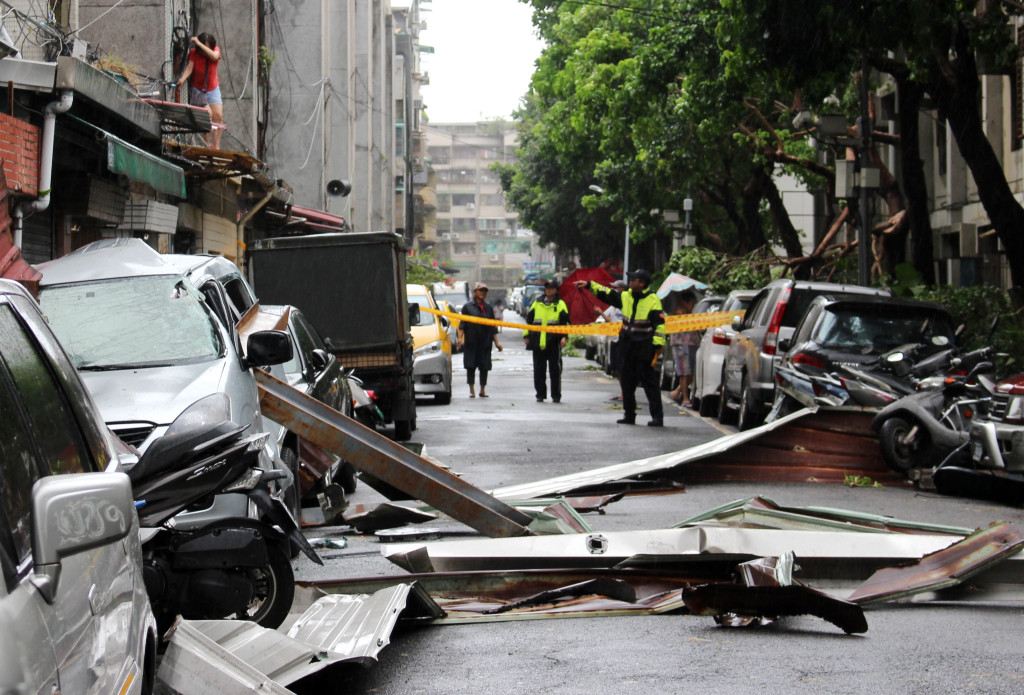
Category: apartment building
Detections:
[{"x1": 424, "y1": 122, "x2": 550, "y2": 294}]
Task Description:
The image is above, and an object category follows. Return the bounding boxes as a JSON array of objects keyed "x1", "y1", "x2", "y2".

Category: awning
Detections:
[{"x1": 105, "y1": 131, "x2": 186, "y2": 198}]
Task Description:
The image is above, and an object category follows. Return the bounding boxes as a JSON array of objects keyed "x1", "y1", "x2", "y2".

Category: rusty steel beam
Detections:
[{"x1": 255, "y1": 370, "x2": 534, "y2": 538}]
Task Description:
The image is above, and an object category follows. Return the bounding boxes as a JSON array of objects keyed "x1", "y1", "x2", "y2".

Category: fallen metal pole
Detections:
[{"x1": 255, "y1": 369, "x2": 534, "y2": 538}]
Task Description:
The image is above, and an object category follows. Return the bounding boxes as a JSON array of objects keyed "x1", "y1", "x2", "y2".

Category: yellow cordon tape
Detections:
[{"x1": 422, "y1": 307, "x2": 745, "y2": 335}]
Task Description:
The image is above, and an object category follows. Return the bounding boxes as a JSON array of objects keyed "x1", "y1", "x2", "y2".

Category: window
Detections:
[
  {"x1": 0, "y1": 307, "x2": 90, "y2": 478},
  {"x1": 451, "y1": 146, "x2": 476, "y2": 160},
  {"x1": 453, "y1": 242, "x2": 477, "y2": 255},
  {"x1": 479, "y1": 218, "x2": 505, "y2": 230},
  {"x1": 451, "y1": 169, "x2": 477, "y2": 184},
  {"x1": 482, "y1": 193, "x2": 504, "y2": 206},
  {"x1": 0, "y1": 372, "x2": 42, "y2": 564},
  {"x1": 452, "y1": 218, "x2": 476, "y2": 232},
  {"x1": 452, "y1": 193, "x2": 476, "y2": 206},
  {"x1": 437, "y1": 194, "x2": 451, "y2": 212},
  {"x1": 428, "y1": 146, "x2": 449, "y2": 165}
]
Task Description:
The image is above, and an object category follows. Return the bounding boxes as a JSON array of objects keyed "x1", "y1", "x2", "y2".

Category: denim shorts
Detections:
[{"x1": 191, "y1": 85, "x2": 222, "y2": 106}]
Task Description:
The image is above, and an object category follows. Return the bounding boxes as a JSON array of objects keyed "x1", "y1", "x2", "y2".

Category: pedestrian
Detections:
[
  {"x1": 668, "y1": 291, "x2": 700, "y2": 406},
  {"x1": 575, "y1": 269, "x2": 666, "y2": 426},
  {"x1": 494, "y1": 299, "x2": 505, "y2": 322},
  {"x1": 177, "y1": 33, "x2": 224, "y2": 149},
  {"x1": 524, "y1": 279, "x2": 570, "y2": 402},
  {"x1": 457, "y1": 282, "x2": 502, "y2": 398}
]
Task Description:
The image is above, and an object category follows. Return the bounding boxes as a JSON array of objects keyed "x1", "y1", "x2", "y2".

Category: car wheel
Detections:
[
  {"x1": 435, "y1": 391, "x2": 452, "y2": 405},
  {"x1": 394, "y1": 418, "x2": 413, "y2": 441},
  {"x1": 699, "y1": 390, "x2": 717, "y2": 417},
  {"x1": 338, "y1": 460, "x2": 358, "y2": 495},
  {"x1": 585, "y1": 344, "x2": 597, "y2": 361},
  {"x1": 717, "y1": 370, "x2": 737, "y2": 425},
  {"x1": 879, "y1": 416, "x2": 927, "y2": 472},
  {"x1": 737, "y1": 375, "x2": 763, "y2": 431}
]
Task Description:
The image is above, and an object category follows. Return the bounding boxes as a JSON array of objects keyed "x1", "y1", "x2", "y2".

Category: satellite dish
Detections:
[{"x1": 327, "y1": 179, "x2": 352, "y2": 197}]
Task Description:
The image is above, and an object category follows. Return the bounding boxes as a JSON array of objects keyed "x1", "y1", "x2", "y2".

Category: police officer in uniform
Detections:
[
  {"x1": 523, "y1": 279, "x2": 570, "y2": 402},
  {"x1": 575, "y1": 269, "x2": 666, "y2": 426}
]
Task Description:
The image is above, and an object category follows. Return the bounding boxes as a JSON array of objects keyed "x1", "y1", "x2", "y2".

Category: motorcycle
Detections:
[
  {"x1": 347, "y1": 370, "x2": 386, "y2": 430},
  {"x1": 932, "y1": 368, "x2": 1024, "y2": 505},
  {"x1": 872, "y1": 352, "x2": 995, "y2": 473},
  {"x1": 128, "y1": 402, "x2": 322, "y2": 633}
]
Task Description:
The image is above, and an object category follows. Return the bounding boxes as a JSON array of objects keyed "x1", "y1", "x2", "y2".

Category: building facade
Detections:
[{"x1": 424, "y1": 121, "x2": 551, "y2": 295}]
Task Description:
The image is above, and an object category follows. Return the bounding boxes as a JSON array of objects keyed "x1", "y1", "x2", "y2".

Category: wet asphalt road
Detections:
[{"x1": 292, "y1": 315, "x2": 1024, "y2": 695}]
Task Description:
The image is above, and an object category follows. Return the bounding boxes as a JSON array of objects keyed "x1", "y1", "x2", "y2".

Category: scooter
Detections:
[
  {"x1": 932, "y1": 368, "x2": 1024, "y2": 505},
  {"x1": 871, "y1": 352, "x2": 995, "y2": 473},
  {"x1": 347, "y1": 370, "x2": 386, "y2": 430},
  {"x1": 128, "y1": 405, "x2": 322, "y2": 633}
]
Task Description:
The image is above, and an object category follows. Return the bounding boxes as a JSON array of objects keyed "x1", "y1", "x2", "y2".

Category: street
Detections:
[{"x1": 294, "y1": 317, "x2": 1024, "y2": 695}]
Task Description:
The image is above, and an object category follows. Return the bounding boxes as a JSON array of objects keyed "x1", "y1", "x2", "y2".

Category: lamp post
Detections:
[{"x1": 589, "y1": 184, "x2": 630, "y2": 274}]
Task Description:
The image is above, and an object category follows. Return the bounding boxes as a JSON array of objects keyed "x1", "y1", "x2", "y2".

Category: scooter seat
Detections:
[{"x1": 128, "y1": 421, "x2": 248, "y2": 484}]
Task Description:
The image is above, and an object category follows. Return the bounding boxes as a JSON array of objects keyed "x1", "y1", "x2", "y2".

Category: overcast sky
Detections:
[{"x1": 419, "y1": 0, "x2": 544, "y2": 123}]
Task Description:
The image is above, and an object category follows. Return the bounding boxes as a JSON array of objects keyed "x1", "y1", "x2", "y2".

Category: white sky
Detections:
[{"x1": 419, "y1": 0, "x2": 544, "y2": 123}]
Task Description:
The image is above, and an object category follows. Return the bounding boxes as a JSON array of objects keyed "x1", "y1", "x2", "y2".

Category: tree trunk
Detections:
[
  {"x1": 897, "y1": 78, "x2": 936, "y2": 284},
  {"x1": 762, "y1": 172, "x2": 806, "y2": 264},
  {"x1": 928, "y1": 32, "x2": 1024, "y2": 288},
  {"x1": 739, "y1": 170, "x2": 770, "y2": 254}
]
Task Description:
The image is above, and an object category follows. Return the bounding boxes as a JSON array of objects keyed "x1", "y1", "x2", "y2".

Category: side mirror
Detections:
[
  {"x1": 31, "y1": 472, "x2": 134, "y2": 603},
  {"x1": 245, "y1": 330, "x2": 293, "y2": 368},
  {"x1": 309, "y1": 348, "x2": 330, "y2": 374},
  {"x1": 408, "y1": 303, "x2": 421, "y2": 326},
  {"x1": 778, "y1": 338, "x2": 792, "y2": 354},
  {"x1": 731, "y1": 315, "x2": 743, "y2": 331},
  {"x1": 440, "y1": 316, "x2": 450, "y2": 330}
]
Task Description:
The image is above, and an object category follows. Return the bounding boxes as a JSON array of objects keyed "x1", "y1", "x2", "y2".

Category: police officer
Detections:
[
  {"x1": 575, "y1": 270, "x2": 666, "y2": 426},
  {"x1": 524, "y1": 280, "x2": 570, "y2": 402}
]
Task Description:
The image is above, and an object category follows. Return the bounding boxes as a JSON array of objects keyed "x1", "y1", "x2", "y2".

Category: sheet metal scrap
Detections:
[
  {"x1": 683, "y1": 554, "x2": 868, "y2": 634},
  {"x1": 255, "y1": 369, "x2": 534, "y2": 538},
  {"x1": 155, "y1": 584, "x2": 443, "y2": 694},
  {"x1": 298, "y1": 569, "x2": 697, "y2": 623},
  {"x1": 848, "y1": 521, "x2": 1024, "y2": 604}
]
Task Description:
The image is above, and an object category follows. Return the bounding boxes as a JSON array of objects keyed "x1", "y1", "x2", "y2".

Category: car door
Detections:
[
  {"x1": 0, "y1": 299, "x2": 138, "y2": 694},
  {"x1": 291, "y1": 310, "x2": 344, "y2": 411},
  {"x1": 723, "y1": 289, "x2": 770, "y2": 399}
]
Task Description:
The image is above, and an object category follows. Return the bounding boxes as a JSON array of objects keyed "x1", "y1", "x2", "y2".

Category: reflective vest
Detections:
[
  {"x1": 524, "y1": 298, "x2": 569, "y2": 350},
  {"x1": 587, "y1": 281, "x2": 666, "y2": 347}
]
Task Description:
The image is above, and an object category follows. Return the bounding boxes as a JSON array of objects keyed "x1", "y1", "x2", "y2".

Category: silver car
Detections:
[
  {"x1": 0, "y1": 279, "x2": 157, "y2": 693},
  {"x1": 36, "y1": 238, "x2": 292, "y2": 527},
  {"x1": 692, "y1": 289, "x2": 756, "y2": 416}
]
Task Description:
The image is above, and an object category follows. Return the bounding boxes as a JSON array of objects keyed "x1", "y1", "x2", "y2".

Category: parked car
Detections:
[
  {"x1": 508, "y1": 286, "x2": 525, "y2": 314},
  {"x1": 660, "y1": 293, "x2": 723, "y2": 391},
  {"x1": 520, "y1": 285, "x2": 545, "y2": 315},
  {"x1": 0, "y1": 278, "x2": 157, "y2": 693},
  {"x1": 436, "y1": 299, "x2": 462, "y2": 352},
  {"x1": 779, "y1": 295, "x2": 958, "y2": 376},
  {"x1": 259, "y1": 304, "x2": 358, "y2": 499},
  {"x1": 36, "y1": 238, "x2": 294, "y2": 527},
  {"x1": 692, "y1": 290, "x2": 757, "y2": 416},
  {"x1": 719, "y1": 279, "x2": 892, "y2": 429},
  {"x1": 407, "y1": 283, "x2": 454, "y2": 404}
]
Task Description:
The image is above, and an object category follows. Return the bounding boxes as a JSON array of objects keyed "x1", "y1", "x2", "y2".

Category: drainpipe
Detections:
[{"x1": 13, "y1": 89, "x2": 73, "y2": 247}]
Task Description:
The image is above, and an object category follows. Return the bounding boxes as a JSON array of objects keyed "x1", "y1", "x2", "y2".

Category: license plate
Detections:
[{"x1": 972, "y1": 440, "x2": 983, "y2": 461}]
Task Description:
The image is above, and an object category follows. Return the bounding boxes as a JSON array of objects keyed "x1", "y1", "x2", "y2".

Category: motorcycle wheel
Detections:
[
  {"x1": 879, "y1": 416, "x2": 928, "y2": 472},
  {"x1": 698, "y1": 391, "x2": 717, "y2": 417},
  {"x1": 238, "y1": 543, "x2": 294, "y2": 630}
]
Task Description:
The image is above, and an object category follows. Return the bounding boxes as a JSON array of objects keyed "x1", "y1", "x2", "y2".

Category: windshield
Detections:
[
  {"x1": 813, "y1": 307, "x2": 956, "y2": 354},
  {"x1": 39, "y1": 275, "x2": 223, "y2": 369},
  {"x1": 409, "y1": 295, "x2": 438, "y2": 326},
  {"x1": 434, "y1": 292, "x2": 468, "y2": 308},
  {"x1": 522, "y1": 286, "x2": 544, "y2": 306}
]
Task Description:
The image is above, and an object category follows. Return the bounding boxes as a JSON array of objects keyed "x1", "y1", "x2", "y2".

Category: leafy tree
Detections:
[{"x1": 406, "y1": 252, "x2": 446, "y2": 285}]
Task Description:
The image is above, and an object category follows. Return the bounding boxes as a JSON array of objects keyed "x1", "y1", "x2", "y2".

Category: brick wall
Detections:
[{"x1": 0, "y1": 113, "x2": 39, "y2": 196}]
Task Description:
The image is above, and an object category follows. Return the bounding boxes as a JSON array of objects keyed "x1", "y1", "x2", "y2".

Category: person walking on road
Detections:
[
  {"x1": 524, "y1": 280, "x2": 570, "y2": 402},
  {"x1": 458, "y1": 282, "x2": 502, "y2": 398},
  {"x1": 576, "y1": 269, "x2": 666, "y2": 426}
]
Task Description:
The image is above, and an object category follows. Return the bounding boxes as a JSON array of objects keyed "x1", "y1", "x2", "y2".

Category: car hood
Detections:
[{"x1": 81, "y1": 360, "x2": 234, "y2": 426}]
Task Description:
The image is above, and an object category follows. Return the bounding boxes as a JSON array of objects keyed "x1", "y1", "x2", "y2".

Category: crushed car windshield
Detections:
[
  {"x1": 815, "y1": 308, "x2": 955, "y2": 354},
  {"x1": 39, "y1": 275, "x2": 223, "y2": 369}
]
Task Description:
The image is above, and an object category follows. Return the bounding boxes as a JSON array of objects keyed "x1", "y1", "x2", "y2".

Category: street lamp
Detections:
[
  {"x1": 588, "y1": 184, "x2": 630, "y2": 275},
  {"x1": 682, "y1": 197, "x2": 695, "y2": 247}
]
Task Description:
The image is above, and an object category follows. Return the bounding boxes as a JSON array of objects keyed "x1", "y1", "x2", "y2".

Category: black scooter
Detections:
[{"x1": 128, "y1": 408, "x2": 322, "y2": 633}]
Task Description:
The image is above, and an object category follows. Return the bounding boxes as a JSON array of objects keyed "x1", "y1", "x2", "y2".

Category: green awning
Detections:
[{"x1": 105, "y1": 133, "x2": 186, "y2": 198}]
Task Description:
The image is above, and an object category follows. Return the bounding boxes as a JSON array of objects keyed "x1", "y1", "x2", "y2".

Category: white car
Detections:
[
  {"x1": 0, "y1": 279, "x2": 157, "y2": 693},
  {"x1": 692, "y1": 289, "x2": 757, "y2": 416}
]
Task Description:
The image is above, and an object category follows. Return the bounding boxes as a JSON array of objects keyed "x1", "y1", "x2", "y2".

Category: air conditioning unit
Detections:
[
  {"x1": 440, "y1": 232, "x2": 451, "y2": 239},
  {"x1": 466, "y1": 203, "x2": 475, "y2": 210},
  {"x1": 489, "y1": 254, "x2": 500, "y2": 262},
  {"x1": 451, "y1": 233, "x2": 460, "y2": 240}
]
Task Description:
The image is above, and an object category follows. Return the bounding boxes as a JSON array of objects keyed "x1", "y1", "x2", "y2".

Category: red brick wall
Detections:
[{"x1": 0, "y1": 113, "x2": 39, "y2": 196}]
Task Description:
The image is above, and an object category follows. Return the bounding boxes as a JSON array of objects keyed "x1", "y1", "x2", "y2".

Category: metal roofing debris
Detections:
[
  {"x1": 684, "y1": 583, "x2": 868, "y2": 634},
  {"x1": 848, "y1": 521, "x2": 1024, "y2": 604},
  {"x1": 155, "y1": 584, "x2": 443, "y2": 693},
  {"x1": 255, "y1": 369, "x2": 535, "y2": 538},
  {"x1": 380, "y1": 526, "x2": 962, "y2": 574}
]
